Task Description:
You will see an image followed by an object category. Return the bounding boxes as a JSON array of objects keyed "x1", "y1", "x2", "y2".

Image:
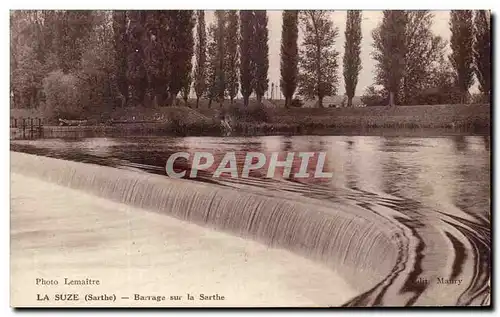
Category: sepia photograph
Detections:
[{"x1": 9, "y1": 9, "x2": 492, "y2": 308}]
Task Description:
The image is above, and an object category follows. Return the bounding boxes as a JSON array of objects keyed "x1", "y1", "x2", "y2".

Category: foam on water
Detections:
[
  {"x1": 11, "y1": 173, "x2": 358, "y2": 307},
  {"x1": 11, "y1": 152, "x2": 402, "y2": 296},
  {"x1": 10, "y1": 151, "x2": 490, "y2": 306}
]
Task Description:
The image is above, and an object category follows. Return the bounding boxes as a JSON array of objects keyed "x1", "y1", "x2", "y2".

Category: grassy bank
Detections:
[
  {"x1": 10, "y1": 102, "x2": 491, "y2": 137},
  {"x1": 267, "y1": 103, "x2": 490, "y2": 129}
]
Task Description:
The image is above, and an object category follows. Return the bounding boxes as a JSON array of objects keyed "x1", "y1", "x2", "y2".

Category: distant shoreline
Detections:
[{"x1": 10, "y1": 103, "x2": 491, "y2": 139}]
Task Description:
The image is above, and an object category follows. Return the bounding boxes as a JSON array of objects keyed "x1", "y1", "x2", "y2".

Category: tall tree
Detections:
[
  {"x1": 401, "y1": 11, "x2": 447, "y2": 105},
  {"x1": 280, "y1": 10, "x2": 299, "y2": 108},
  {"x1": 417, "y1": 54, "x2": 462, "y2": 105},
  {"x1": 181, "y1": 73, "x2": 192, "y2": 106},
  {"x1": 167, "y1": 10, "x2": 195, "y2": 106},
  {"x1": 79, "y1": 11, "x2": 116, "y2": 113},
  {"x1": 449, "y1": 10, "x2": 474, "y2": 103},
  {"x1": 253, "y1": 10, "x2": 269, "y2": 104},
  {"x1": 10, "y1": 10, "x2": 92, "y2": 110},
  {"x1": 126, "y1": 10, "x2": 147, "y2": 107},
  {"x1": 193, "y1": 10, "x2": 207, "y2": 108},
  {"x1": 225, "y1": 10, "x2": 239, "y2": 104},
  {"x1": 53, "y1": 11, "x2": 94, "y2": 73},
  {"x1": 214, "y1": 10, "x2": 226, "y2": 107},
  {"x1": 30, "y1": 11, "x2": 57, "y2": 67},
  {"x1": 142, "y1": 11, "x2": 172, "y2": 107},
  {"x1": 10, "y1": 11, "x2": 44, "y2": 109},
  {"x1": 239, "y1": 10, "x2": 255, "y2": 107},
  {"x1": 372, "y1": 10, "x2": 408, "y2": 106},
  {"x1": 298, "y1": 10, "x2": 339, "y2": 108},
  {"x1": 205, "y1": 23, "x2": 218, "y2": 108},
  {"x1": 474, "y1": 10, "x2": 491, "y2": 101},
  {"x1": 112, "y1": 10, "x2": 128, "y2": 107},
  {"x1": 343, "y1": 10, "x2": 362, "y2": 107}
]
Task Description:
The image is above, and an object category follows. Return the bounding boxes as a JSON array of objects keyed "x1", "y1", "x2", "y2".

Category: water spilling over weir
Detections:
[{"x1": 10, "y1": 147, "x2": 490, "y2": 306}]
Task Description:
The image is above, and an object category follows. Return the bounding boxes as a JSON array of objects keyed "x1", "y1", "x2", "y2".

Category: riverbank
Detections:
[{"x1": 10, "y1": 103, "x2": 491, "y2": 138}]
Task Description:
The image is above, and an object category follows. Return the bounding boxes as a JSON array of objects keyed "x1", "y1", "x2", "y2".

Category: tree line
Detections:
[
  {"x1": 10, "y1": 10, "x2": 491, "y2": 120},
  {"x1": 366, "y1": 10, "x2": 491, "y2": 107}
]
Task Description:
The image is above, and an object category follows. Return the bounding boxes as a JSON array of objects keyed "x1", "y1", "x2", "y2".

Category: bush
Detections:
[
  {"x1": 361, "y1": 85, "x2": 387, "y2": 107},
  {"x1": 414, "y1": 86, "x2": 462, "y2": 105},
  {"x1": 227, "y1": 104, "x2": 270, "y2": 122},
  {"x1": 470, "y1": 92, "x2": 489, "y2": 104},
  {"x1": 41, "y1": 70, "x2": 82, "y2": 121},
  {"x1": 290, "y1": 98, "x2": 304, "y2": 108}
]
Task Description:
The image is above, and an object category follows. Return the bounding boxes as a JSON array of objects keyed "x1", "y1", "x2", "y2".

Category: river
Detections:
[{"x1": 10, "y1": 134, "x2": 491, "y2": 306}]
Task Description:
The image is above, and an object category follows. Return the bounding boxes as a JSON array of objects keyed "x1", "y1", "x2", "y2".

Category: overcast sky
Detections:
[{"x1": 204, "y1": 10, "x2": 477, "y2": 97}]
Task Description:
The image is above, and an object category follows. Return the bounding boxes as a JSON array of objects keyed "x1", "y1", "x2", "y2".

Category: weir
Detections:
[{"x1": 10, "y1": 152, "x2": 405, "y2": 300}]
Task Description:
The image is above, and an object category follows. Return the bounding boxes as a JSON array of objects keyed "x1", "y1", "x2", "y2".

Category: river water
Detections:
[{"x1": 10, "y1": 134, "x2": 491, "y2": 306}]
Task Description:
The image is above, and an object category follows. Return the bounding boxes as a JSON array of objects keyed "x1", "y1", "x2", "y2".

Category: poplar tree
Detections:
[
  {"x1": 225, "y1": 10, "x2": 239, "y2": 104},
  {"x1": 112, "y1": 10, "x2": 128, "y2": 107},
  {"x1": 126, "y1": 10, "x2": 147, "y2": 106},
  {"x1": 474, "y1": 10, "x2": 491, "y2": 101},
  {"x1": 280, "y1": 10, "x2": 299, "y2": 108},
  {"x1": 401, "y1": 11, "x2": 446, "y2": 105},
  {"x1": 10, "y1": 11, "x2": 46, "y2": 109},
  {"x1": 449, "y1": 10, "x2": 474, "y2": 103},
  {"x1": 298, "y1": 10, "x2": 339, "y2": 108},
  {"x1": 193, "y1": 10, "x2": 207, "y2": 108},
  {"x1": 143, "y1": 11, "x2": 172, "y2": 107},
  {"x1": 206, "y1": 23, "x2": 218, "y2": 108},
  {"x1": 372, "y1": 10, "x2": 408, "y2": 106},
  {"x1": 214, "y1": 10, "x2": 226, "y2": 107},
  {"x1": 253, "y1": 10, "x2": 269, "y2": 104},
  {"x1": 167, "y1": 10, "x2": 195, "y2": 106},
  {"x1": 239, "y1": 10, "x2": 255, "y2": 107},
  {"x1": 53, "y1": 10, "x2": 94, "y2": 73},
  {"x1": 181, "y1": 73, "x2": 192, "y2": 106},
  {"x1": 343, "y1": 10, "x2": 362, "y2": 107}
]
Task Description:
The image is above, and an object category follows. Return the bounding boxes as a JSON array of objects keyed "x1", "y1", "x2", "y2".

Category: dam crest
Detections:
[{"x1": 10, "y1": 152, "x2": 489, "y2": 306}]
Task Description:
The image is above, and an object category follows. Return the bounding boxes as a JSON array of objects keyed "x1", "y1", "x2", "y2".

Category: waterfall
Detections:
[{"x1": 11, "y1": 152, "x2": 408, "y2": 303}]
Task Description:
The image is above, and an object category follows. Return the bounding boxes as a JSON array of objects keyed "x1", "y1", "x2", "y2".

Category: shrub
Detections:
[
  {"x1": 469, "y1": 92, "x2": 489, "y2": 104},
  {"x1": 414, "y1": 86, "x2": 462, "y2": 105},
  {"x1": 290, "y1": 98, "x2": 304, "y2": 107},
  {"x1": 41, "y1": 70, "x2": 82, "y2": 121},
  {"x1": 227, "y1": 104, "x2": 270, "y2": 122},
  {"x1": 361, "y1": 85, "x2": 387, "y2": 107}
]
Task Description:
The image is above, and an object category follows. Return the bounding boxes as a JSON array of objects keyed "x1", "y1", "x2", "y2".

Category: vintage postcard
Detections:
[{"x1": 10, "y1": 9, "x2": 491, "y2": 307}]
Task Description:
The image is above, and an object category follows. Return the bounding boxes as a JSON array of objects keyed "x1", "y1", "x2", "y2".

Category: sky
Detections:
[{"x1": 204, "y1": 10, "x2": 477, "y2": 97}]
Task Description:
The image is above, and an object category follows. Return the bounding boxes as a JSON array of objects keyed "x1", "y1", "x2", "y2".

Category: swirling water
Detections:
[{"x1": 10, "y1": 135, "x2": 491, "y2": 306}]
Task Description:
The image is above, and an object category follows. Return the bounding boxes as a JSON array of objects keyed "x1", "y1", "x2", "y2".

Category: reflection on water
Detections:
[
  {"x1": 11, "y1": 135, "x2": 490, "y2": 211},
  {"x1": 10, "y1": 135, "x2": 491, "y2": 305},
  {"x1": 10, "y1": 135, "x2": 490, "y2": 220}
]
